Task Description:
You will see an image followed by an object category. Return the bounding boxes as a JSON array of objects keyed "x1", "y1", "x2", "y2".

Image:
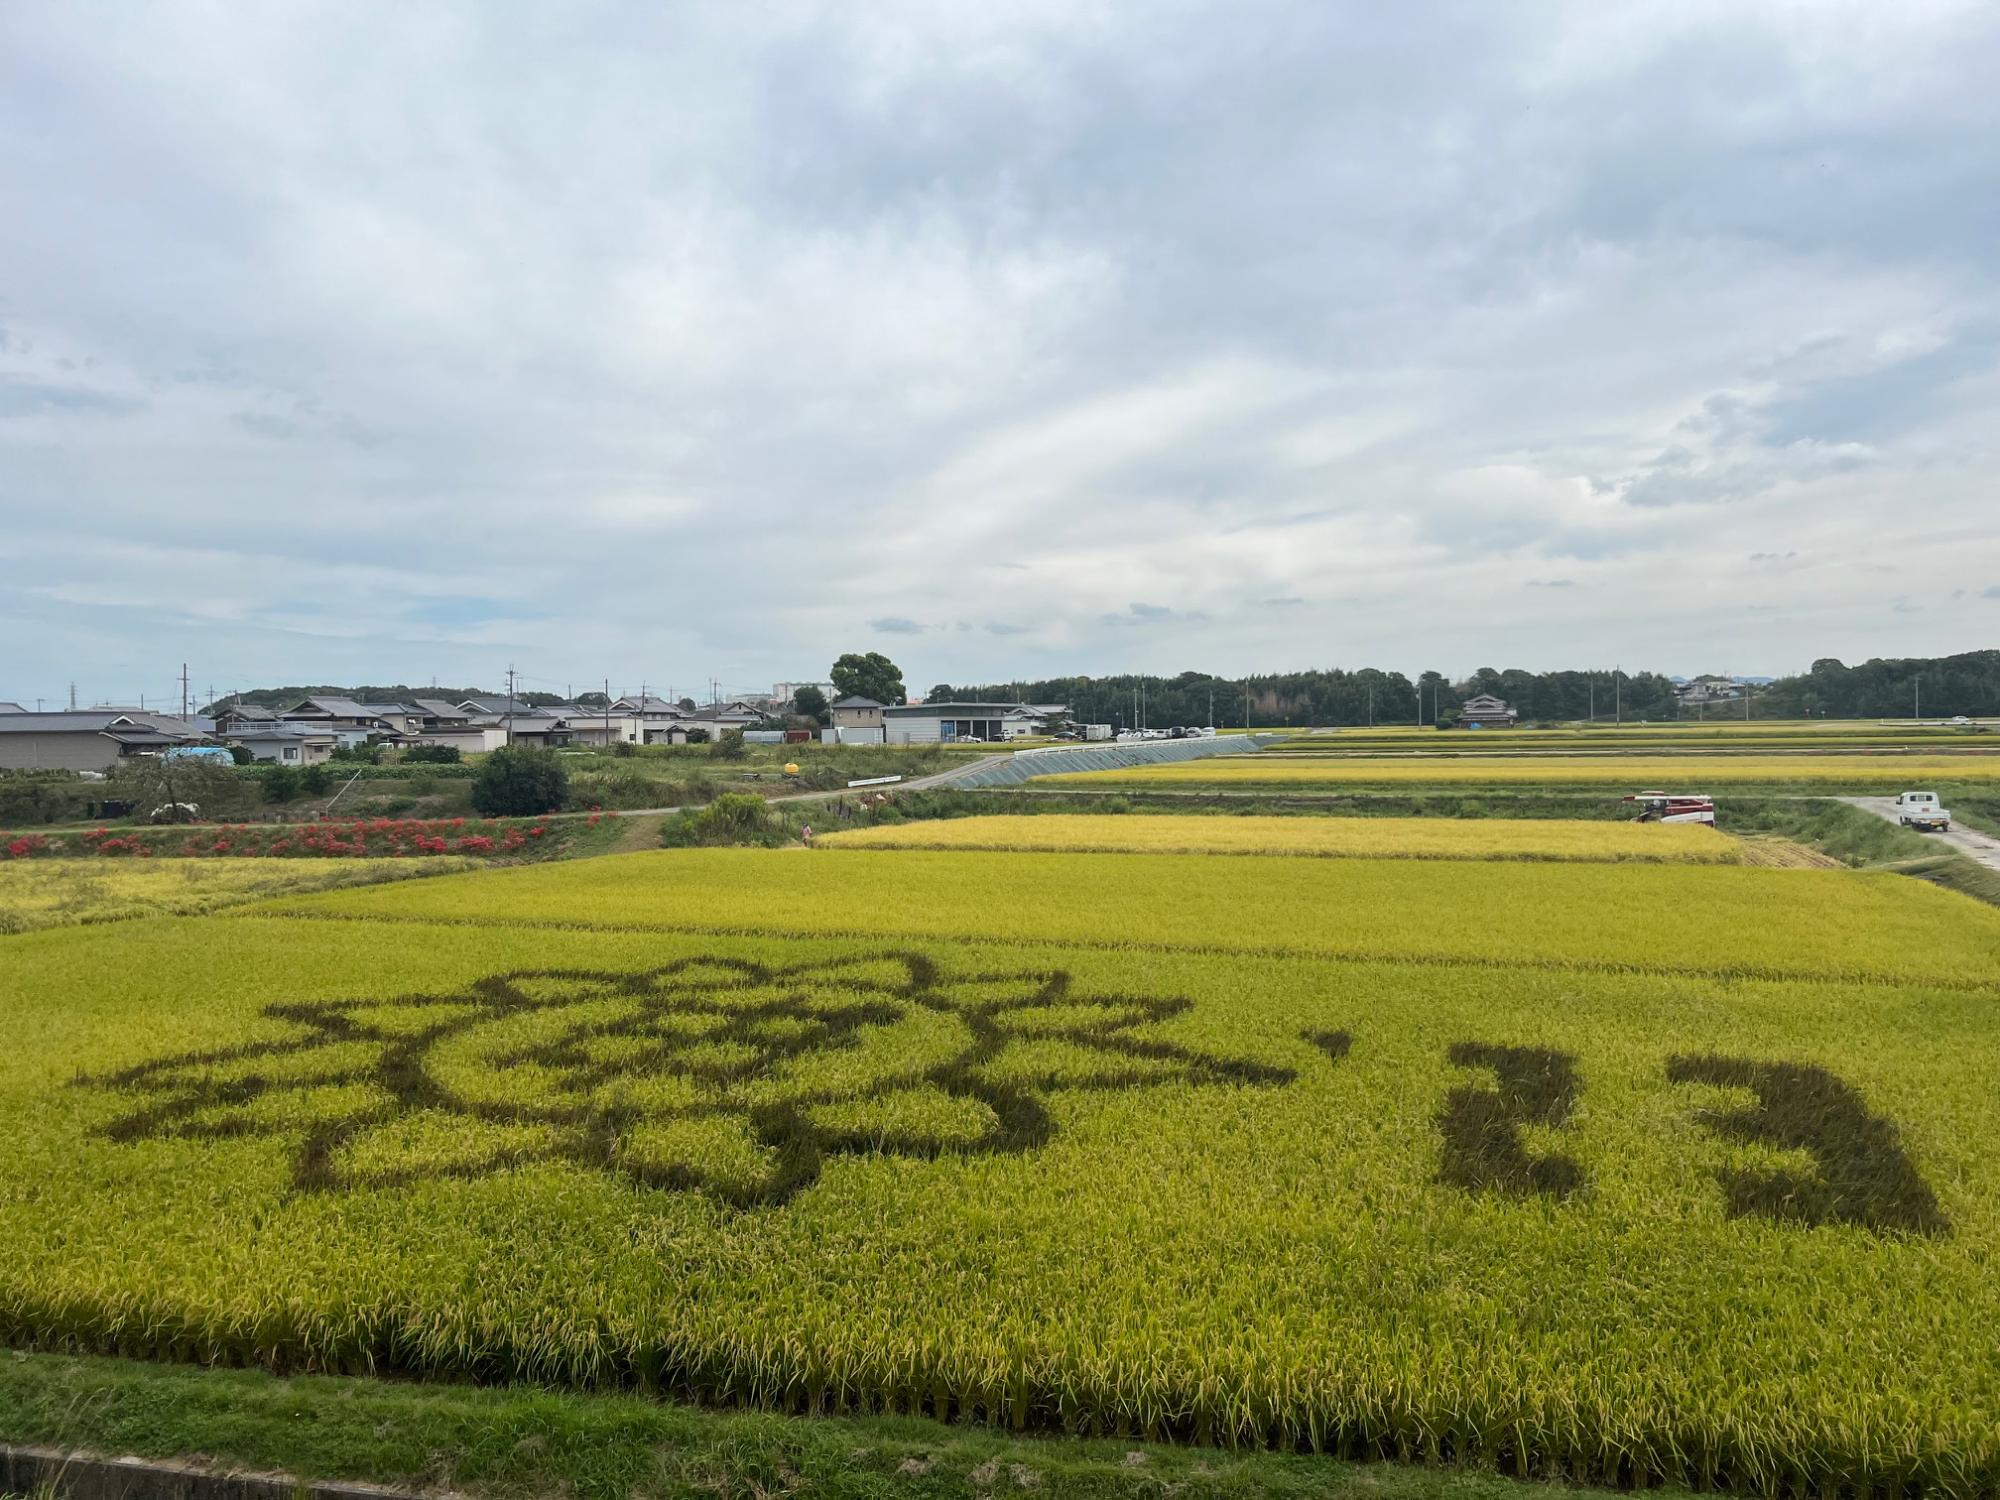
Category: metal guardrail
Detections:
[{"x1": 939, "y1": 734, "x2": 1286, "y2": 789}]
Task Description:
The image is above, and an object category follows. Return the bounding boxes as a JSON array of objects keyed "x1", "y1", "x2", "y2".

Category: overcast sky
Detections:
[{"x1": 3, "y1": 1, "x2": 1997, "y2": 707}]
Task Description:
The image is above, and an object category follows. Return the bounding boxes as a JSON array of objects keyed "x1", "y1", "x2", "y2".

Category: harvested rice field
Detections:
[{"x1": 5, "y1": 846, "x2": 1999, "y2": 1493}]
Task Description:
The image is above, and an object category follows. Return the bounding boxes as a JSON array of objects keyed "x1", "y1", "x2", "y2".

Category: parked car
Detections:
[{"x1": 1894, "y1": 791, "x2": 1951, "y2": 832}]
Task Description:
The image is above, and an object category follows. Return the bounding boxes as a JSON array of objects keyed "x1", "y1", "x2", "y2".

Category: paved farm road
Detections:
[{"x1": 1836, "y1": 795, "x2": 2000, "y2": 873}]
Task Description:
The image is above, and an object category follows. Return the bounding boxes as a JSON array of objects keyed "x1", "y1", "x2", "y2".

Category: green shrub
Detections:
[
  {"x1": 567, "y1": 768, "x2": 660, "y2": 811},
  {"x1": 262, "y1": 766, "x2": 301, "y2": 804},
  {"x1": 403, "y1": 744, "x2": 461, "y2": 765},
  {"x1": 660, "y1": 793, "x2": 788, "y2": 847},
  {"x1": 298, "y1": 765, "x2": 332, "y2": 797},
  {"x1": 0, "y1": 773, "x2": 91, "y2": 826},
  {"x1": 471, "y1": 746, "x2": 569, "y2": 817}
]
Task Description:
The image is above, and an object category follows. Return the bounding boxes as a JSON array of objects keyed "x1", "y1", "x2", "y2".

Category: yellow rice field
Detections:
[
  {"x1": 819, "y1": 814, "x2": 1737, "y2": 863},
  {"x1": 1038, "y1": 754, "x2": 2000, "y2": 787}
]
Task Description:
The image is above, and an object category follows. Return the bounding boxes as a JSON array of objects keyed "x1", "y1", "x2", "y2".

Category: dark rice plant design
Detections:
[{"x1": 82, "y1": 952, "x2": 1293, "y2": 1207}]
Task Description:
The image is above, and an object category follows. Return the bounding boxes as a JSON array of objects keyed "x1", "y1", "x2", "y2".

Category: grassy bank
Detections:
[{"x1": 0, "y1": 1352, "x2": 1612, "y2": 1500}]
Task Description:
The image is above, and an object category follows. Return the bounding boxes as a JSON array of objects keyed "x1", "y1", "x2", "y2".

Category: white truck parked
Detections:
[{"x1": 1894, "y1": 791, "x2": 1951, "y2": 832}]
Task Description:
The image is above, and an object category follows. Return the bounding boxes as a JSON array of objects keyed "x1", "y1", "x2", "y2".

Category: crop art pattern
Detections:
[{"x1": 84, "y1": 953, "x2": 1294, "y2": 1207}]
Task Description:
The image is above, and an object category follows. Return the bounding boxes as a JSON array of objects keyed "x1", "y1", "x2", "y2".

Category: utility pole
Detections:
[
  {"x1": 1614, "y1": 667, "x2": 1622, "y2": 726},
  {"x1": 604, "y1": 677, "x2": 611, "y2": 747},
  {"x1": 1244, "y1": 678, "x2": 1251, "y2": 732},
  {"x1": 1589, "y1": 677, "x2": 1595, "y2": 724},
  {"x1": 1367, "y1": 683, "x2": 1374, "y2": 727},
  {"x1": 1208, "y1": 685, "x2": 1215, "y2": 730},
  {"x1": 505, "y1": 665, "x2": 516, "y2": 745},
  {"x1": 1914, "y1": 673, "x2": 1921, "y2": 721},
  {"x1": 180, "y1": 662, "x2": 189, "y2": 722},
  {"x1": 68, "y1": 683, "x2": 77, "y2": 710}
]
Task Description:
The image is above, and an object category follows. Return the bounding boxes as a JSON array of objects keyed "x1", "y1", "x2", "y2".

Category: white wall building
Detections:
[{"x1": 882, "y1": 702, "x2": 1044, "y2": 744}]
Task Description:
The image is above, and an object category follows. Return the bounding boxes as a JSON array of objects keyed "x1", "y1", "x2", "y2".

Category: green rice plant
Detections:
[{"x1": 2, "y1": 854, "x2": 1998, "y2": 1493}]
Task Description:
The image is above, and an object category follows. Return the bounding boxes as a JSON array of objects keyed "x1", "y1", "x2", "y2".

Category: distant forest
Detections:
[
  {"x1": 207, "y1": 649, "x2": 1999, "y2": 730},
  {"x1": 942, "y1": 649, "x2": 2000, "y2": 729}
]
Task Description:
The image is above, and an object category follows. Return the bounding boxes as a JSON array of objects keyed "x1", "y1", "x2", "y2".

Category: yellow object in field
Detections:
[{"x1": 783, "y1": 762, "x2": 800, "y2": 776}]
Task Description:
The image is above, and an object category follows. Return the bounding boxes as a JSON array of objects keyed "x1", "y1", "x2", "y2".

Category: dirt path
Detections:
[
  {"x1": 1836, "y1": 795, "x2": 2000, "y2": 873},
  {"x1": 605, "y1": 811, "x2": 669, "y2": 854}
]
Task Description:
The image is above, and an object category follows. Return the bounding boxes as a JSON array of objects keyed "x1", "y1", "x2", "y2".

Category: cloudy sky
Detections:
[{"x1": 3, "y1": 1, "x2": 1997, "y2": 707}]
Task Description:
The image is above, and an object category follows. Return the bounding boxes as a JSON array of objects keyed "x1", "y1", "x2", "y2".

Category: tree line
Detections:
[
  {"x1": 202, "y1": 648, "x2": 2000, "y2": 733},
  {"x1": 940, "y1": 649, "x2": 2000, "y2": 728}
]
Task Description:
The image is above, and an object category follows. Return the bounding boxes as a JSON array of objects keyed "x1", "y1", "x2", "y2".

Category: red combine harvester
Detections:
[{"x1": 1624, "y1": 791, "x2": 1716, "y2": 825}]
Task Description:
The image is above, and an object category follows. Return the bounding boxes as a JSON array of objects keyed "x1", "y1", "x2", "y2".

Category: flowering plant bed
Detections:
[{"x1": 1, "y1": 813, "x2": 613, "y2": 862}]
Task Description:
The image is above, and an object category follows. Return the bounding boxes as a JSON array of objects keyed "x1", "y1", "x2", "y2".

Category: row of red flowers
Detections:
[{"x1": 1, "y1": 812, "x2": 612, "y2": 861}]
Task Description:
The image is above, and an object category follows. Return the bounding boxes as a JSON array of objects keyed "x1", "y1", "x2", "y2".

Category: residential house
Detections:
[
  {"x1": 411, "y1": 699, "x2": 474, "y2": 728},
  {"x1": 826, "y1": 696, "x2": 887, "y2": 744},
  {"x1": 0, "y1": 711, "x2": 207, "y2": 771},
  {"x1": 226, "y1": 725, "x2": 338, "y2": 765},
  {"x1": 357, "y1": 702, "x2": 426, "y2": 737},
  {"x1": 211, "y1": 703, "x2": 281, "y2": 735},
  {"x1": 608, "y1": 695, "x2": 692, "y2": 745},
  {"x1": 1455, "y1": 693, "x2": 1518, "y2": 728},
  {"x1": 279, "y1": 697, "x2": 403, "y2": 746},
  {"x1": 458, "y1": 695, "x2": 543, "y2": 718}
]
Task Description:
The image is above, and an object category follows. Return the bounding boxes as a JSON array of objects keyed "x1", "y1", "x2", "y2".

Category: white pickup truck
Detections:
[{"x1": 1894, "y1": 791, "x2": 1951, "y2": 832}]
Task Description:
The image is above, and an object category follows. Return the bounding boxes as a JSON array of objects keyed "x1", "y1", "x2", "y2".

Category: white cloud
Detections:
[{"x1": 2, "y1": 0, "x2": 1997, "y2": 703}]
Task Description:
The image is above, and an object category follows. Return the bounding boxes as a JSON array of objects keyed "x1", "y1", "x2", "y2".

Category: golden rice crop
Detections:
[
  {"x1": 2, "y1": 905, "x2": 1997, "y2": 1493},
  {"x1": 817, "y1": 814, "x2": 1738, "y2": 863},
  {"x1": 0, "y1": 857, "x2": 477, "y2": 935},
  {"x1": 253, "y1": 847, "x2": 2000, "y2": 987},
  {"x1": 1036, "y1": 753, "x2": 2000, "y2": 786}
]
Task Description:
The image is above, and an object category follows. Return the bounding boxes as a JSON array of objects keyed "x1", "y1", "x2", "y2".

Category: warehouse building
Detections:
[
  {"x1": 883, "y1": 702, "x2": 1051, "y2": 744},
  {"x1": 0, "y1": 710, "x2": 207, "y2": 771}
]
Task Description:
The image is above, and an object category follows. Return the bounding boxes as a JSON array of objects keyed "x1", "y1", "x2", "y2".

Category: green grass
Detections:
[{"x1": 0, "y1": 1351, "x2": 1623, "y2": 1500}]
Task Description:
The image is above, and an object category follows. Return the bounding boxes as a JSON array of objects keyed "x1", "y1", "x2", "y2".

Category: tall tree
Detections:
[
  {"x1": 791, "y1": 685, "x2": 829, "y2": 721},
  {"x1": 830, "y1": 652, "x2": 906, "y2": 704}
]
